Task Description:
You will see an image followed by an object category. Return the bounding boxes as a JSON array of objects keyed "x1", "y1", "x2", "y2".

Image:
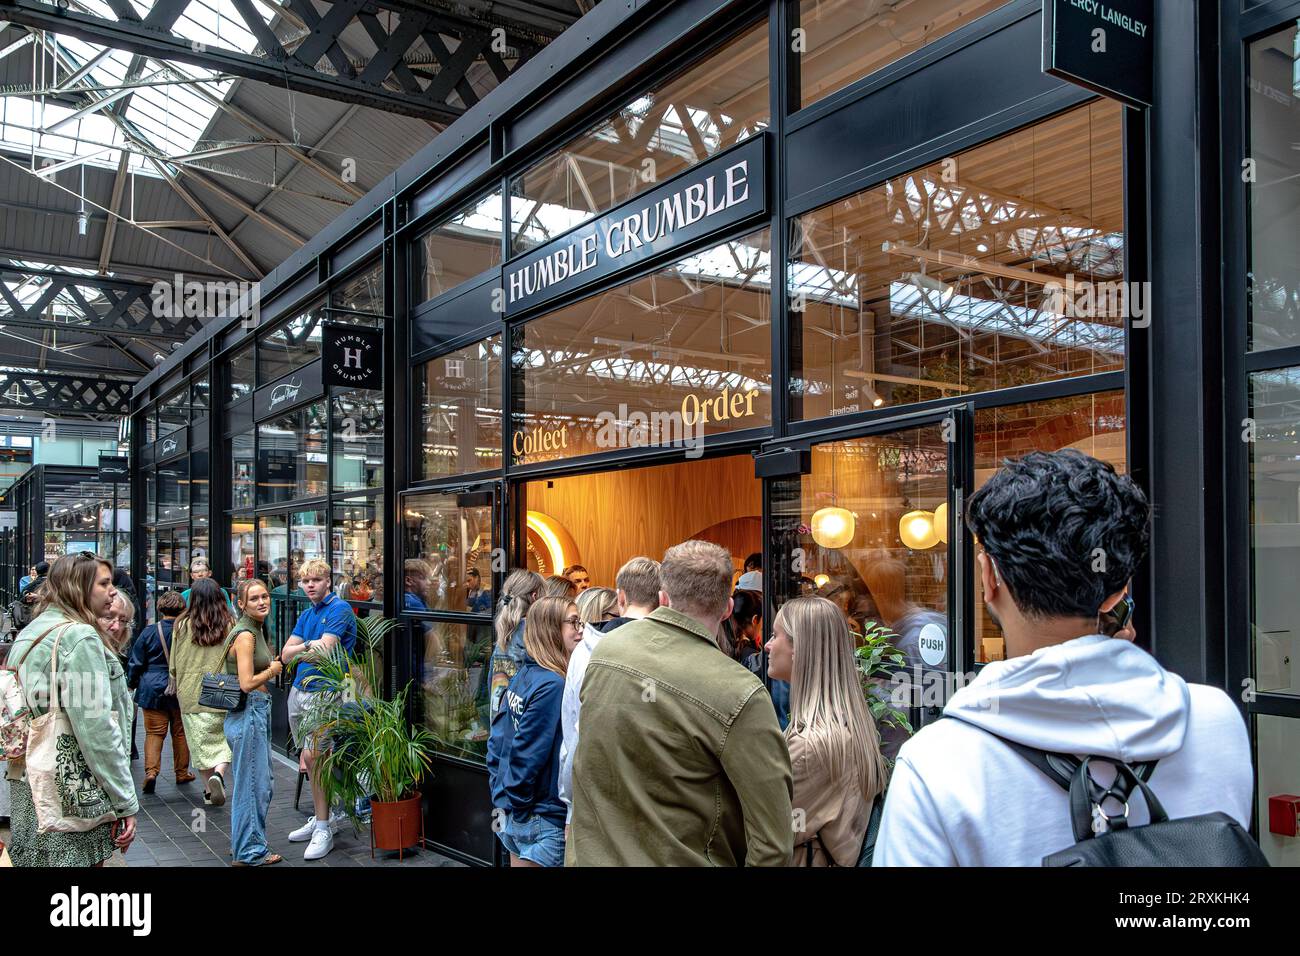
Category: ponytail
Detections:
[{"x1": 495, "y1": 569, "x2": 543, "y2": 651}]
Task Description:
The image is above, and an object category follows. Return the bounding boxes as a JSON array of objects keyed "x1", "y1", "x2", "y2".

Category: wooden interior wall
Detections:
[{"x1": 525, "y1": 454, "x2": 762, "y2": 587}]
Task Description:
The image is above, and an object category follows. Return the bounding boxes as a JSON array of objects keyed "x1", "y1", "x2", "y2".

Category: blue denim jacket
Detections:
[{"x1": 487, "y1": 652, "x2": 566, "y2": 828}]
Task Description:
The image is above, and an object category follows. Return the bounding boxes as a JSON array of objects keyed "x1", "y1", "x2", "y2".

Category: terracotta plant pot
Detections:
[{"x1": 369, "y1": 791, "x2": 424, "y2": 858}]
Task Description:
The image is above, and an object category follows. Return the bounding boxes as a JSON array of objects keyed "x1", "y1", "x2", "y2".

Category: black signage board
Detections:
[
  {"x1": 503, "y1": 134, "x2": 768, "y2": 317},
  {"x1": 322, "y1": 322, "x2": 383, "y2": 389},
  {"x1": 1042, "y1": 0, "x2": 1153, "y2": 108},
  {"x1": 254, "y1": 360, "x2": 324, "y2": 421},
  {"x1": 98, "y1": 455, "x2": 130, "y2": 483},
  {"x1": 155, "y1": 429, "x2": 187, "y2": 461}
]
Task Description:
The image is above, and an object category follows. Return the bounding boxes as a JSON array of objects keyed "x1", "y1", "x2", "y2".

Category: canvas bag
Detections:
[
  {"x1": 25, "y1": 627, "x2": 120, "y2": 834},
  {"x1": 0, "y1": 622, "x2": 68, "y2": 759}
]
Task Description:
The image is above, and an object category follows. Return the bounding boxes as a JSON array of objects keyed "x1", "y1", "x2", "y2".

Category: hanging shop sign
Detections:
[
  {"x1": 97, "y1": 455, "x2": 130, "y2": 483},
  {"x1": 1042, "y1": 0, "x2": 1153, "y2": 108},
  {"x1": 503, "y1": 134, "x2": 768, "y2": 317},
  {"x1": 322, "y1": 322, "x2": 383, "y2": 389},
  {"x1": 254, "y1": 360, "x2": 324, "y2": 420},
  {"x1": 155, "y1": 429, "x2": 187, "y2": 461}
]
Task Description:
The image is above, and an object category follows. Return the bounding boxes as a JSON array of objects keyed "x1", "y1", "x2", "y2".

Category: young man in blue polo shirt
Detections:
[{"x1": 279, "y1": 558, "x2": 357, "y2": 861}]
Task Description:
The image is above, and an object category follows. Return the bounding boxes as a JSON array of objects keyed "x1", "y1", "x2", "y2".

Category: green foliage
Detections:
[
  {"x1": 854, "y1": 620, "x2": 915, "y2": 739},
  {"x1": 296, "y1": 615, "x2": 436, "y2": 826}
]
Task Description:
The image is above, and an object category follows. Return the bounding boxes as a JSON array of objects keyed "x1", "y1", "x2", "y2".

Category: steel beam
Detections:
[
  {"x1": 0, "y1": 369, "x2": 134, "y2": 415},
  {"x1": 0, "y1": 265, "x2": 203, "y2": 341},
  {"x1": 0, "y1": 0, "x2": 554, "y2": 121}
]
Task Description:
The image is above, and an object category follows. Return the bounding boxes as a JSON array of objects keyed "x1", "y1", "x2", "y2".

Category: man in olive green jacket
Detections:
[{"x1": 567, "y1": 540, "x2": 793, "y2": 866}]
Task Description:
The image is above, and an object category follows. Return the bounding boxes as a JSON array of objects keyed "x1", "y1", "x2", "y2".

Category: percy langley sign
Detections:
[
  {"x1": 503, "y1": 134, "x2": 767, "y2": 316},
  {"x1": 254, "y1": 360, "x2": 323, "y2": 420},
  {"x1": 1042, "y1": 0, "x2": 1153, "y2": 108}
]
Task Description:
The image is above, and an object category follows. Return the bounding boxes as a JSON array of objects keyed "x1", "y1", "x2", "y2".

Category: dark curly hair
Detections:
[{"x1": 965, "y1": 449, "x2": 1150, "y2": 620}]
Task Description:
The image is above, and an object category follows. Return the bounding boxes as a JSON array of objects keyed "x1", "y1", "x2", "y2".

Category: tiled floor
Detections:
[{"x1": 2, "y1": 733, "x2": 461, "y2": 868}]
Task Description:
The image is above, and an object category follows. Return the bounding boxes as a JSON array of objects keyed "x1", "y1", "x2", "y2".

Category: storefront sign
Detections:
[
  {"x1": 513, "y1": 422, "x2": 569, "y2": 459},
  {"x1": 1042, "y1": 0, "x2": 1153, "y2": 108},
  {"x1": 98, "y1": 455, "x2": 130, "y2": 483},
  {"x1": 680, "y1": 386, "x2": 760, "y2": 427},
  {"x1": 254, "y1": 360, "x2": 324, "y2": 420},
  {"x1": 503, "y1": 135, "x2": 768, "y2": 316},
  {"x1": 155, "y1": 429, "x2": 187, "y2": 461},
  {"x1": 323, "y1": 322, "x2": 383, "y2": 389}
]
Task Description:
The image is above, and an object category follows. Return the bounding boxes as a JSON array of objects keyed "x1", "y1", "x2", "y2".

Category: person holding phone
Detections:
[{"x1": 224, "y1": 579, "x2": 284, "y2": 866}]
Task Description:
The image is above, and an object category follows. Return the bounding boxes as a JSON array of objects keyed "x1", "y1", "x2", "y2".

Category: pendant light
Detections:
[
  {"x1": 934, "y1": 501, "x2": 948, "y2": 544},
  {"x1": 899, "y1": 510, "x2": 938, "y2": 550},
  {"x1": 811, "y1": 443, "x2": 855, "y2": 550}
]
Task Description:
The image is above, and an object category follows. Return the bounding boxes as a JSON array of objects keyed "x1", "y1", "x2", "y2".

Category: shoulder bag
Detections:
[
  {"x1": 197, "y1": 632, "x2": 245, "y2": 712},
  {"x1": 26, "y1": 626, "x2": 120, "y2": 833},
  {"x1": 155, "y1": 624, "x2": 178, "y2": 697},
  {"x1": 0, "y1": 622, "x2": 69, "y2": 760}
]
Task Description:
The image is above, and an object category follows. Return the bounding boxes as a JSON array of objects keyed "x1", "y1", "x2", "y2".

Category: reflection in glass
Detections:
[
  {"x1": 1249, "y1": 369, "x2": 1300, "y2": 696},
  {"x1": 417, "y1": 620, "x2": 496, "y2": 763},
  {"x1": 256, "y1": 402, "x2": 327, "y2": 504},
  {"x1": 332, "y1": 259, "x2": 385, "y2": 315},
  {"x1": 157, "y1": 387, "x2": 188, "y2": 437},
  {"x1": 258, "y1": 514, "x2": 290, "y2": 652},
  {"x1": 402, "y1": 491, "x2": 494, "y2": 615},
  {"x1": 413, "y1": 188, "x2": 503, "y2": 307},
  {"x1": 509, "y1": 18, "x2": 769, "y2": 253},
  {"x1": 230, "y1": 516, "x2": 254, "y2": 589},
  {"x1": 1249, "y1": 24, "x2": 1300, "y2": 350},
  {"x1": 1255, "y1": 714, "x2": 1300, "y2": 866},
  {"x1": 973, "y1": 391, "x2": 1125, "y2": 663},
  {"x1": 332, "y1": 390, "x2": 383, "y2": 492},
  {"x1": 334, "y1": 496, "x2": 383, "y2": 605},
  {"x1": 156, "y1": 457, "x2": 189, "y2": 524},
  {"x1": 418, "y1": 336, "x2": 502, "y2": 478},
  {"x1": 798, "y1": 0, "x2": 1010, "y2": 107},
  {"x1": 228, "y1": 343, "x2": 254, "y2": 403},
  {"x1": 512, "y1": 229, "x2": 772, "y2": 464},
  {"x1": 789, "y1": 101, "x2": 1125, "y2": 422},
  {"x1": 259, "y1": 302, "x2": 324, "y2": 383},
  {"x1": 231, "y1": 431, "x2": 255, "y2": 509}
]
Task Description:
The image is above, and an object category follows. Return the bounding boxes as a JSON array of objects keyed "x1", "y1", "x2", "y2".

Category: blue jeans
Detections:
[
  {"x1": 225, "y1": 691, "x2": 273, "y2": 864},
  {"x1": 497, "y1": 812, "x2": 565, "y2": 867}
]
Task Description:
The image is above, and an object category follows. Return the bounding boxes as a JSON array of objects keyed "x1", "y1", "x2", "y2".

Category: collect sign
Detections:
[
  {"x1": 503, "y1": 134, "x2": 768, "y2": 316},
  {"x1": 1042, "y1": 0, "x2": 1153, "y2": 108},
  {"x1": 98, "y1": 455, "x2": 130, "y2": 483},
  {"x1": 323, "y1": 322, "x2": 383, "y2": 389}
]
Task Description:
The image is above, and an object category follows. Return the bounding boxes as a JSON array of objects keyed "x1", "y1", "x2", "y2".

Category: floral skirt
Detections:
[
  {"x1": 181, "y1": 712, "x2": 232, "y2": 770},
  {"x1": 7, "y1": 777, "x2": 116, "y2": 868}
]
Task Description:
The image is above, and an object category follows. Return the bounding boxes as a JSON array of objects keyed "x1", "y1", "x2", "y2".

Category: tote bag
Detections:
[{"x1": 25, "y1": 628, "x2": 119, "y2": 834}]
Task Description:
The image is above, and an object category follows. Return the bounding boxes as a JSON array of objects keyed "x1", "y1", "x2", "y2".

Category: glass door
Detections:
[{"x1": 767, "y1": 408, "x2": 966, "y2": 758}]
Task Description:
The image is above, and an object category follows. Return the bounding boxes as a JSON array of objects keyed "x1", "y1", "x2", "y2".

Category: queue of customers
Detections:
[{"x1": 2, "y1": 555, "x2": 357, "y2": 867}]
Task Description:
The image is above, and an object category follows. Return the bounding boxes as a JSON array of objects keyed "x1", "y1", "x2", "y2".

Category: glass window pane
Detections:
[
  {"x1": 789, "y1": 101, "x2": 1125, "y2": 422},
  {"x1": 332, "y1": 390, "x2": 384, "y2": 492},
  {"x1": 190, "y1": 450, "x2": 209, "y2": 511},
  {"x1": 256, "y1": 402, "x2": 327, "y2": 504},
  {"x1": 228, "y1": 343, "x2": 254, "y2": 404},
  {"x1": 146, "y1": 468, "x2": 157, "y2": 522},
  {"x1": 512, "y1": 229, "x2": 772, "y2": 464},
  {"x1": 798, "y1": 0, "x2": 1010, "y2": 108},
  {"x1": 402, "y1": 490, "x2": 494, "y2": 614},
  {"x1": 332, "y1": 259, "x2": 385, "y2": 315},
  {"x1": 1255, "y1": 715, "x2": 1300, "y2": 865},
  {"x1": 973, "y1": 391, "x2": 1126, "y2": 663},
  {"x1": 192, "y1": 374, "x2": 210, "y2": 413},
  {"x1": 259, "y1": 302, "x2": 324, "y2": 383},
  {"x1": 157, "y1": 457, "x2": 189, "y2": 524},
  {"x1": 510, "y1": 19, "x2": 769, "y2": 254},
  {"x1": 418, "y1": 619, "x2": 496, "y2": 763},
  {"x1": 334, "y1": 496, "x2": 383, "y2": 605},
  {"x1": 157, "y1": 387, "x2": 188, "y2": 436},
  {"x1": 230, "y1": 514, "x2": 254, "y2": 590},
  {"x1": 1249, "y1": 368, "x2": 1300, "y2": 696},
  {"x1": 258, "y1": 514, "x2": 290, "y2": 652},
  {"x1": 1248, "y1": 23, "x2": 1300, "y2": 350},
  {"x1": 417, "y1": 336, "x2": 502, "y2": 478},
  {"x1": 231, "y1": 431, "x2": 255, "y2": 509},
  {"x1": 413, "y1": 188, "x2": 503, "y2": 307}
]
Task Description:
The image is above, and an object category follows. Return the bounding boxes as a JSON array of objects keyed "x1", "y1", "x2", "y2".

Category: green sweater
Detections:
[
  {"x1": 168, "y1": 618, "x2": 233, "y2": 715},
  {"x1": 6, "y1": 608, "x2": 138, "y2": 818},
  {"x1": 567, "y1": 606, "x2": 793, "y2": 866}
]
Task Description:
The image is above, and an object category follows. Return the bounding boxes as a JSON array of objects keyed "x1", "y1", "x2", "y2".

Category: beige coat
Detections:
[{"x1": 788, "y1": 729, "x2": 873, "y2": 867}]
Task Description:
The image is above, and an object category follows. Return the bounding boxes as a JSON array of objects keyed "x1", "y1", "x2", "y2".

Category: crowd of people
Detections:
[{"x1": 1, "y1": 450, "x2": 1263, "y2": 867}]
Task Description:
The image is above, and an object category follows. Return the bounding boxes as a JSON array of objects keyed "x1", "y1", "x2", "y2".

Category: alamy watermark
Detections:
[
  {"x1": 1042, "y1": 274, "x2": 1151, "y2": 329},
  {"x1": 151, "y1": 274, "x2": 260, "y2": 329}
]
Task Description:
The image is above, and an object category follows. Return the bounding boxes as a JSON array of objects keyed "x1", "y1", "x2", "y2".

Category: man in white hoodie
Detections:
[
  {"x1": 874, "y1": 450, "x2": 1253, "y2": 866},
  {"x1": 558, "y1": 556, "x2": 662, "y2": 828}
]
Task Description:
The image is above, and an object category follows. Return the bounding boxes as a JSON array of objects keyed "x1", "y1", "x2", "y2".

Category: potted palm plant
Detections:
[{"x1": 296, "y1": 614, "x2": 437, "y2": 858}]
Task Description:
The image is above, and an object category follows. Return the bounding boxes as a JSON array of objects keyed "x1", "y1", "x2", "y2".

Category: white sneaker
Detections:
[
  {"x1": 303, "y1": 826, "x2": 334, "y2": 861},
  {"x1": 288, "y1": 812, "x2": 344, "y2": 843}
]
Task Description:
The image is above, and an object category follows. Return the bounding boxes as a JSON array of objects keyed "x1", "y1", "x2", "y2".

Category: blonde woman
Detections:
[
  {"x1": 486, "y1": 596, "x2": 580, "y2": 867},
  {"x1": 575, "y1": 586, "x2": 617, "y2": 627},
  {"x1": 488, "y1": 569, "x2": 543, "y2": 718},
  {"x1": 767, "y1": 595, "x2": 889, "y2": 866},
  {"x1": 6, "y1": 553, "x2": 136, "y2": 867},
  {"x1": 169, "y1": 577, "x2": 235, "y2": 806}
]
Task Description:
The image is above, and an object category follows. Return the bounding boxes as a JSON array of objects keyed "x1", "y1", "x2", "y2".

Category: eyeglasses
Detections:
[{"x1": 563, "y1": 616, "x2": 582, "y2": 628}]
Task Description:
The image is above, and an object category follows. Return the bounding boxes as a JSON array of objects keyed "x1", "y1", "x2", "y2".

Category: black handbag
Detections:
[{"x1": 197, "y1": 634, "x2": 245, "y2": 712}]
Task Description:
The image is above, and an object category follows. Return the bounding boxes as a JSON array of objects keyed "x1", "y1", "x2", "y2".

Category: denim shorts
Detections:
[{"x1": 497, "y1": 812, "x2": 565, "y2": 867}]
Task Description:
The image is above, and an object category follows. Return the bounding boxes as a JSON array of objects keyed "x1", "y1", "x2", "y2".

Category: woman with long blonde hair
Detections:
[
  {"x1": 7, "y1": 553, "x2": 136, "y2": 866},
  {"x1": 767, "y1": 595, "x2": 889, "y2": 866},
  {"x1": 487, "y1": 595, "x2": 580, "y2": 867},
  {"x1": 488, "y1": 569, "x2": 543, "y2": 717}
]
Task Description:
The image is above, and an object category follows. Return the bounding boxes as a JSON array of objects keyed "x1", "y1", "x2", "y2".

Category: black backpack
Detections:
[{"x1": 978, "y1": 729, "x2": 1269, "y2": 867}]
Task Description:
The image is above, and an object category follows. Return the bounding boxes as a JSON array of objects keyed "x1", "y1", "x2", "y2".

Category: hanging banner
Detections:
[
  {"x1": 322, "y1": 322, "x2": 384, "y2": 389},
  {"x1": 1042, "y1": 0, "x2": 1153, "y2": 108},
  {"x1": 254, "y1": 360, "x2": 324, "y2": 420},
  {"x1": 155, "y1": 429, "x2": 187, "y2": 461},
  {"x1": 503, "y1": 134, "x2": 768, "y2": 316},
  {"x1": 97, "y1": 455, "x2": 130, "y2": 483}
]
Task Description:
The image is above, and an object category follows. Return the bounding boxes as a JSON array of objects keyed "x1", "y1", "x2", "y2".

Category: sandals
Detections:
[{"x1": 232, "y1": 852, "x2": 283, "y2": 867}]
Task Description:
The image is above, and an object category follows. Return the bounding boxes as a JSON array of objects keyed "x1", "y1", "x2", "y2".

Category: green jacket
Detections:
[
  {"x1": 567, "y1": 606, "x2": 793, "y2": 866},
  {"x1": 6, "y1": 609, "x2": 138, "y2": 818}
]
